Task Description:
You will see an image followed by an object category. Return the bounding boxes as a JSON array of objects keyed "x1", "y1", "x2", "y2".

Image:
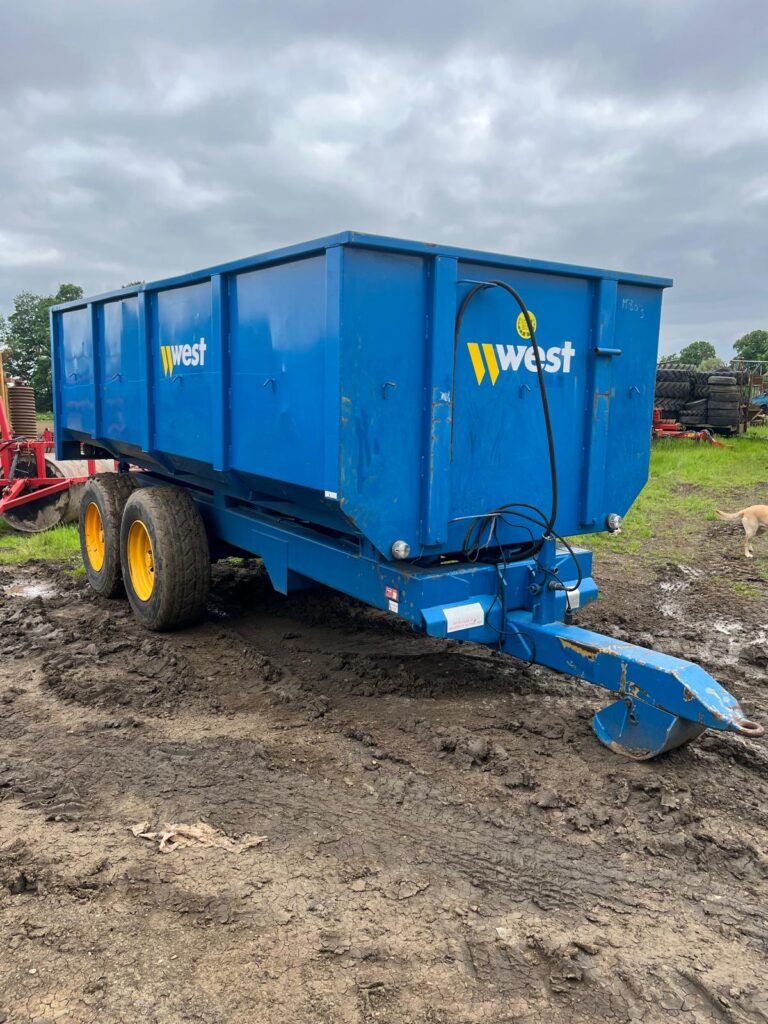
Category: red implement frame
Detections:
[
  {"x1": 651, "y1": 408, "x2": 725, "y2": 448},
  {"x1": 0, "y1": 366, "x2": 94, "y2": 517}
]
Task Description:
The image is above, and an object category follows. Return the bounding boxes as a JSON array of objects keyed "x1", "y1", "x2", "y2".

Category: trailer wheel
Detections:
[
  {"x1": 79, "y1": 474, "x2": 137, "y2": 598},
  {"x1": 120, "y1": 486, "x2": 210, "y2": 631}
]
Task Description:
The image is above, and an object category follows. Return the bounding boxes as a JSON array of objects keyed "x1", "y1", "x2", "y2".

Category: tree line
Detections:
[
  {"x1": 662, "y1": 332, "x2": 768, "y2": 370},
  {"x1": 0, "y1": 284, "x2": 83, "y2": 412},
  {"x1": 1, "y1": 284, "x2": 767, "y2": 413}
]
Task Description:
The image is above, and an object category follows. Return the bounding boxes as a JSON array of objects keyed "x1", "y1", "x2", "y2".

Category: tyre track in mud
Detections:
[{"x1": 0, "y1": 557, "x2": 767, "y2": 1023}]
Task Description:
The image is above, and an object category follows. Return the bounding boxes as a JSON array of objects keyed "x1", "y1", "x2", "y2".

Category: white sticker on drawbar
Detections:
[
  {"x1": 444, "y1": 602, "x2": 485, "y2": 633},
  {"x1": 566, "y1": 589, "x2": 580, "y2": 610},
  {"x1": 388, "y1": 599, "x2": 399, "y2": 613}
]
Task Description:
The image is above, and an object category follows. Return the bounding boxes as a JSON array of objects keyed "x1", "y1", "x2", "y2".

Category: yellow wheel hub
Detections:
[
  {"x1": 127, "y1": 519, "x2": 155, "y2": 601},
  {"x1": 84, "y1": 502, "x2": 106, "y2": 572}
]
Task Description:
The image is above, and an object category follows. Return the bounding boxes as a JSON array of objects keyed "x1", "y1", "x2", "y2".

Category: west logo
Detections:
[
  {"x1": 467, "y1": 341, "x2": 575, "y2": 385},
  {"x1": 160, "y1": 338, "x2": 207, "y2": 377}
]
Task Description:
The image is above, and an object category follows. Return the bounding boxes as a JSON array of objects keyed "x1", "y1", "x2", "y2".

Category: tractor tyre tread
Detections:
[
  {"x1": 656, "y1": 398, "x2": 685, "y2": 412},
  {"x1": 654, "y1": 381, "x2": 691, "y2": 398},
  {"x1": 656, "y1": 368, "x2": 693, "y2": 383},
  {"x1": 79, "y1": 473, "x2": 137, "y2": 598}
]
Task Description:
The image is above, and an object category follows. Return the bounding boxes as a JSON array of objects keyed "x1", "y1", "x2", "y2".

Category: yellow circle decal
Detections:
[{"x1": 516, "y1": 310, "x2": 537, "y2": 339}]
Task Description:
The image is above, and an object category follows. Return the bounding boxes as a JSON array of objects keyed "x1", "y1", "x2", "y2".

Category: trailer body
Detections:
[
  {"x1": 52, "y1": 232, "x2": 666, "y2": 557},
  {"x1": 51, "y1": 233, "x2": 763, "y2": 757}
]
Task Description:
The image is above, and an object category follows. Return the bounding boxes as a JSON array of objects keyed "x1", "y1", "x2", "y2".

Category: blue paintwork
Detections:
[
  {"x1": 51, "y1": 231, "x2": 668, "y2": 557},
  {"x1": 50, "y1": 232, "x2": 763, "y2": 757}
]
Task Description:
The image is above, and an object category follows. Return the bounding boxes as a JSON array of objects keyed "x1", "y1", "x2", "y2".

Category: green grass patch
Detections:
[
  {"x1": 63, "y1": 564, "x2": 87, "y2": 577},
  {"x1": 713, "y1": 577, "x2": 762, "y2": 599},
  {"x1": 0, "y1": 519, "x2": 80, "y2": 564},
  {"x1": 575, "y1": 426, "x2": 768, "y2": 563}
]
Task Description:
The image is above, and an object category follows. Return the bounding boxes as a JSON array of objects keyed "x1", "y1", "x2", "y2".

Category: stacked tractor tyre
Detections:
[
  {"x1": 654, "y1": 364, "x2": 743, "y2": 433},
  {"x1": 654, "y1": 364, "x2": 699, "y2": 422},
  {"x1": 706, "y1": 375, "x2": 740, "y2": 428}
]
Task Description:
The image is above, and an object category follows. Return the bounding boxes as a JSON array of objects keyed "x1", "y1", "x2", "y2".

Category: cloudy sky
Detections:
[{"x1": 1, "y1": 0, "x2": 766, "y2": 358}]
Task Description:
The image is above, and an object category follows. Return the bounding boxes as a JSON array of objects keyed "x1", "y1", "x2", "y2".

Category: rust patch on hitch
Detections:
[{"x1": 559, "y1": 638, "x2": 600, "y2": 662}]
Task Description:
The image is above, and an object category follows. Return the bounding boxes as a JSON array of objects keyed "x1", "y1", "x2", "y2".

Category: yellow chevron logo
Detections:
[
  {"x1": 467, "y1": 333, "x2": 576, "y2": 386},
  {"x1": 160, "y1": 339, "x2": 207, "y2": 377},
  {"x1": 467, "y1": 342, "x2": 499, "y2": 385}
]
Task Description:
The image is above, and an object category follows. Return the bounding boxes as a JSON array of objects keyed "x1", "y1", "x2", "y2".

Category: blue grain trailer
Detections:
[{"x1": 51, "y1": 232, "x2": 763, "y2": 759}]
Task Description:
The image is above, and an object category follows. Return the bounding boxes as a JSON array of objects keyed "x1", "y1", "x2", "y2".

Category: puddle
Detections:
[{"x1": 4, "y1": 582, "x2": 57, "y2": 599}]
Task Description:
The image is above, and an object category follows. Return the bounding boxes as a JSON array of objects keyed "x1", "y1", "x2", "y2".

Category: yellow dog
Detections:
[{"x1": 716, "y1": 506, "x2": 768, "y2": 558}]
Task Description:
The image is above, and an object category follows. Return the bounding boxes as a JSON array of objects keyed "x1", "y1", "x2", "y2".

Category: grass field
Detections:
[
  {"x1": 577, "y1": 425, "x2": 768, "y2": 564},
  {"x1": 1, "y1": 428, "x2": 767, "y2": 569},
  {"x1": 0, "y1": 517, "x2": 80, "y2": 565}
]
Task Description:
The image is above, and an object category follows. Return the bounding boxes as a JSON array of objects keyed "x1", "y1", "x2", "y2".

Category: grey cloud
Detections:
[{"x1": 1, "y1": 1, "x2": 766, "y2": 357}]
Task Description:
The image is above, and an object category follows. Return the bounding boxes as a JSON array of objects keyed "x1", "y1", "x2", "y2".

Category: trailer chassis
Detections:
[{"x1": 177, "y1": 485, "x2": 763, "y2": 759}]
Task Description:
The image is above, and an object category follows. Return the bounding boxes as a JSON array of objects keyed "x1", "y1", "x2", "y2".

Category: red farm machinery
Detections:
[{"x1": 0, "y1": 356, "x2": 111, "y2": 533}]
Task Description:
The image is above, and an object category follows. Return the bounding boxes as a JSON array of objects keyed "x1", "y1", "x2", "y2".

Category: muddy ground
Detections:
[{"x1": 0, "y1": 519, "x2": 766, "y2": 1023}]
